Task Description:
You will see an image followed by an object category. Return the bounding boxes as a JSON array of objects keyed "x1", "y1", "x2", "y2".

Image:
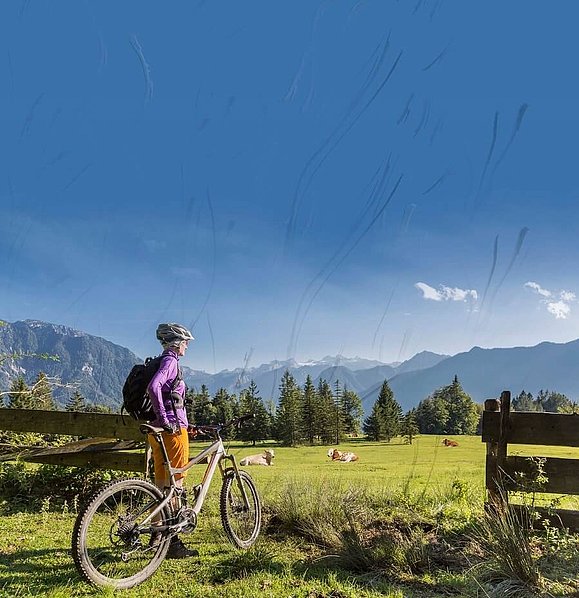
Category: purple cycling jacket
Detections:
[{"x1": 147, "y1": 348, "x2": 188, "y2": 430}]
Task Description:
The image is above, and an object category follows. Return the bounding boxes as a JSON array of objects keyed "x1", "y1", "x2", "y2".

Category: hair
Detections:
[{"x1": 160, "y1": 338, "x2": 182, "y2": 349}]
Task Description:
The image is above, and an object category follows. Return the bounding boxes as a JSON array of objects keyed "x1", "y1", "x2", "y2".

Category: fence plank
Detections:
[
  {"x1": 483, "y1": 412, "x2": 579, "y2": 447},
  {"x1": 17, "y1": 451, "x2": 147, "y2": 472},
  {"x1": 0, "y1": 409, "x2": 143, "y2": 441},
  {"x1": 502, "y1": 456, "x2": 579, "y2": 495}
]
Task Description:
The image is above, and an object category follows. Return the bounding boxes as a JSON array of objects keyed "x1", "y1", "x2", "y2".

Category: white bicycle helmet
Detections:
[{"x1": 156, "y1": 323, "x2": 194, "y2": 347}]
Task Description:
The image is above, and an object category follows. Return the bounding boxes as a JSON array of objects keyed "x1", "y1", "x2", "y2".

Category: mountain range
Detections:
[{"x1": 2, "y1": 319, "x2": 579, "y2": 413}]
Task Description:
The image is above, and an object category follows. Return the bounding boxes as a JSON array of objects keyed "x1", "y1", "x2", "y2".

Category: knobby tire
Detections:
[
  {"x1": 71, "y1": 478, "x2": 172, "y2": 589},
  {"x1": 220, "y1": 469, "x2": 261, "y2": 549}
]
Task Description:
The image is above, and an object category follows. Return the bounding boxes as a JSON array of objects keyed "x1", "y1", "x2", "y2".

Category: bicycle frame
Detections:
[{"x1": 140, "y1": 429, "x2": 249, "y2": 530}]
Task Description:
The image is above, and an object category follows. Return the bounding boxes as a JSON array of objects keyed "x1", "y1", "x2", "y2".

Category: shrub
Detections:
[{"x1": 0, "y1": 461, "x2": 125, "y2": 512}]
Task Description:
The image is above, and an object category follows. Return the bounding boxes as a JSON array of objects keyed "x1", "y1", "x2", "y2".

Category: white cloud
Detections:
[
  {"x1": 524, "y1": 282, "x2": 575, "y2": 319},
  {"x1": 415, "y1": 282, "x2": 443, "y2": 301},
  {"x1": 546, "y1": 301, "x2": 571, "y2": 319},
  {"x1": 415, "y1": 282, "x2": 478, "y2": 303},
  {"x1": 524, "y1": 281, "x2": 551, "y2": 298},
  {"x1": 440, "y1": 285, "x2": 478, "y2": 302}
]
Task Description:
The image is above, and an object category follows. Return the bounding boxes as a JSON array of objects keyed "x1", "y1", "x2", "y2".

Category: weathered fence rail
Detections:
[
  {"x1": 0, "y1": 408, "x2": 148, "y2": 473},
  {"x1": 483, "y1": 391, "x2": 579, "y2": 530}
]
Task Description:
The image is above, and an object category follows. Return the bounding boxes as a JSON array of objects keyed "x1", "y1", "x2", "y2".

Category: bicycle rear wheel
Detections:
[
  {"x1": 220, "y1": 469, "x2": 261, "y2": 549},
  {"x1": 72, "y1": 478, "x2": 172, "y2": 589}
]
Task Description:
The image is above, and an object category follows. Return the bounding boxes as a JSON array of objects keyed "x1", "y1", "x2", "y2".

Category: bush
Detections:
[{"x1": 0, "y1": 461, "x2": 125, "y2": 512}]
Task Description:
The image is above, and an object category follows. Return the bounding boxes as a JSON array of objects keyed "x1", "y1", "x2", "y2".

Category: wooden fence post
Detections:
[
  {"x1": 497, "y1": 390, "x2": 511, "y2": 504},
  {"x1": 484, "y1": 397, "x2": 501, "y2": 505}
]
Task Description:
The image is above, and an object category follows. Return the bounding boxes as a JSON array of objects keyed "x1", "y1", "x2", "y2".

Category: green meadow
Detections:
[{"x1": 1, "y1": 436, "x2": 579, "y2": 597}]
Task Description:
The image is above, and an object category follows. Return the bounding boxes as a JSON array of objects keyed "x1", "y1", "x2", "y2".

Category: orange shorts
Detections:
[{"x1": 149, "y1": 428, "x2": 189, "y2": 487}]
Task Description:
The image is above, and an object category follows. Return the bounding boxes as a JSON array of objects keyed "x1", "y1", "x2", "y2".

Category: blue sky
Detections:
[{"x1": 2, "y1": 1, "x2": 579, "y2": 372}]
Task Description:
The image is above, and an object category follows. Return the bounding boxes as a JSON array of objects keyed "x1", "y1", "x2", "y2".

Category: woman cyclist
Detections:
[{"x1": 148, "y1": 322, "x2": 197, "y2": 558}]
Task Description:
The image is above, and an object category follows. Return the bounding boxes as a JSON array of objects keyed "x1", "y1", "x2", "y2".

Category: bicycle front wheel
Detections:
[
  {"x1": 72, "y1": 478, "x2": 172, "y2": 589},
  {"x1": 220, "y1": 469, "x2": 261, "y2": 549}
]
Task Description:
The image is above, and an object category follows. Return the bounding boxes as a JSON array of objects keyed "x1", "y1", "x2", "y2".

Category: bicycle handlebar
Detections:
[{"x1": 194, "y1": 413, "x2": 255, "y2": 438}]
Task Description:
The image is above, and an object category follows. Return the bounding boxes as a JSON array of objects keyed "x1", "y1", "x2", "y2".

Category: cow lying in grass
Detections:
[
  {"x1": 442, "y1": 438, "x2": 459, "y2": 447},
  {"x1": 327, "y1": 448, "x2": 359, "y2": 462},
  {"x1": 240, "y1": 449, "x2": 275, "y2": 466}
]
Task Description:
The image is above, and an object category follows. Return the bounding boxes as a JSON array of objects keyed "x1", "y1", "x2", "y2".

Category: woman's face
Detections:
[{"x1": 177, "y1": 339, "x2": 189, "y2": 356}]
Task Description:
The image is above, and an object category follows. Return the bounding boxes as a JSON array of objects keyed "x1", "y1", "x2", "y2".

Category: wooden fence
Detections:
[
  {"x1": 0, "y1": 408, "x2": 148, "y2": 473},
  {"x1": 483, "y1": 391, "x2": 579, "y2": 530}
]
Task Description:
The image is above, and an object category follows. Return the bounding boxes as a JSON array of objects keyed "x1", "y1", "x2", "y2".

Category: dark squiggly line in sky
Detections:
[
  {"x1": 206, "y1": 312, "x2": 216, "y2": 374},
  {"x1": 494, "y1": 227, "x2": 529, "y2": 295},
  {"x1": 284, "y1": 38, "x2": 402, "y2": 254},
  {"x1": 288, "y1": 175, "x2": 403, "y2": 358},
  {"x1": 480, "y1": 234, "x2": 499, "y2": 310},
  {"x1": 372, "y1": 287, "x2": 396, "y2": 351},
  {"x1": 397, "y1": 93, "x2": 414, "y2": 125},
  {"x1": 491, "y1": 103, "x2": 529, "y2": 178},
  {"x1": 413, "y1": 100, "x2": 431, "y2": 138},
  {"x1": 476, "y1": 111, "x2": 499, "y2": 198},
  {"x1": 422, "y1": 171, "x2": 448, "y2": 195},
  {"x1": 61, "y1": 163, "x2": 92, "y2": 193},
  {"x1": 20, "y1": 93, "x2": 44, "y2": 140},
  {"x1": 422, "y1": 43, "x2": 450, "y2": 71}
]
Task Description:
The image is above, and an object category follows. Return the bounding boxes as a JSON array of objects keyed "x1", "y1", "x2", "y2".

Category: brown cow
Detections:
[{"x1": 442, "y1": 438, "x2": 459, "y2": 447}]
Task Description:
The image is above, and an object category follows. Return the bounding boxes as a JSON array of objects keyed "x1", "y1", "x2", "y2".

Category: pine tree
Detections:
[
  {"x1": 363, "y1": 401, "x2": 385, "y2": 441},
  {"x1": 363, "y1": 380, "x2": 401, "y2": 441},
  {"x1": 512, "y1": 390, "x2": 537, "y2": 412},
  {"x1": 7, "y1": 376, "x2": 32, "y2": 409},
  {"x1": 316, "y1": 379, "x2": 335, "y2": 444},
  {"x1": 415, "y1": 392, "x2": 449, "y2": 434},
  {"x1": 213, "y1": 388, "x2": 239, "y2": 438},
  {"x1": 444, "y1": 376, "x2": 479, "y2": 434},
  {"x1": 401, "y1": 409, "x2": 419, "y2": 444},
  {"x1": 301, "y1": 375, "x2": 318, "y2": 445},
  {"x1": 31, "y1": 372, "x2": 56, "y2": 410},
  {"x1": 415, "y1": 376, "x2": 479, "y2": 435},
  {"x1": 379, "y1": 381, "x2": 402, "y2": 442},
  {"x1": 239, "y1": 381, "x2": 270, "y2": 445},
  {"x1": 539, "y1": 390, "x2": 572, "y2": 413},
  {"x1": 341, "y1": 386, "x2": 363, "y2": 436},
  {"x1": 275, "y1": 370, "x2": 303, "y2": 446},
  {"x1": 333, "y1": 379, "x2": 345, "y2": 444},
  {"x1": 66, "y1": 391, "x2": 87, "y2": 412},
  {"x1": 191, "y1": 385, "x2": 215, "y2": 424}
]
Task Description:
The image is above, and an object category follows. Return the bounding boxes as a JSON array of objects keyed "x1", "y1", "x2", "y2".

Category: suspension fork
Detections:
[{"x1": 219, "y1": 454, "x2": 251, "y2": 508}]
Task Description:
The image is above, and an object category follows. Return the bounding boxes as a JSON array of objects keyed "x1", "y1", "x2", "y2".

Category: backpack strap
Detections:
[{"x1": 167, "y1": 359, "x2": 184, "y2": 423}]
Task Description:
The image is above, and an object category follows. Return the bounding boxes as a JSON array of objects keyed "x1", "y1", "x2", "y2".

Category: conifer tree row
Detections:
[{"x1": 185, "y1": 371, "x2": 364, "y2": 446}]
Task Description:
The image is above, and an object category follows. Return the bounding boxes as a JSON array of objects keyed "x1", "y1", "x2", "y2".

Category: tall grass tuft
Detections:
[
  {"x1": 471, "y1": 501, "x2": 543, "y2": 597},
  {"x1": 267, "y1": 477, "x2": 434, "y2": 575},
  {"x1": 267, "y1": 477, "x2": 370, "y2": 548}
]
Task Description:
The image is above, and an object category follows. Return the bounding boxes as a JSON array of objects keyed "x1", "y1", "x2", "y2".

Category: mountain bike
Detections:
[{"x1": 71, "y1": 414, "x2": 261, "y2": 589}]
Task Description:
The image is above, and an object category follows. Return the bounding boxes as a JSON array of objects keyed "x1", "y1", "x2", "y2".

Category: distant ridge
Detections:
[
  {"x1": 361, "y1": 340, "x2": 579, "y2": 412},
  {"x1": 0, "y1": 319, "x2": 140, "y2": 407},
  {"x1": 0, "y1": 318, "x2": 448, "y2": 409},
  {"x1": 6, "y1": 318, "x2": 577, "y2": 415}
]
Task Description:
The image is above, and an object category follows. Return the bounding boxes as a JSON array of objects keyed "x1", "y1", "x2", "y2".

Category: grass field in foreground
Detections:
[{"x1": 1, "y1": 434, "x2": 579, "y2": 597}]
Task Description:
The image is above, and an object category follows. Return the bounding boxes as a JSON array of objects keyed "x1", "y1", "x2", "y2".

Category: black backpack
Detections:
[{"x1": 122, "y1": 356, "x2": 182, "y2": 422}]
